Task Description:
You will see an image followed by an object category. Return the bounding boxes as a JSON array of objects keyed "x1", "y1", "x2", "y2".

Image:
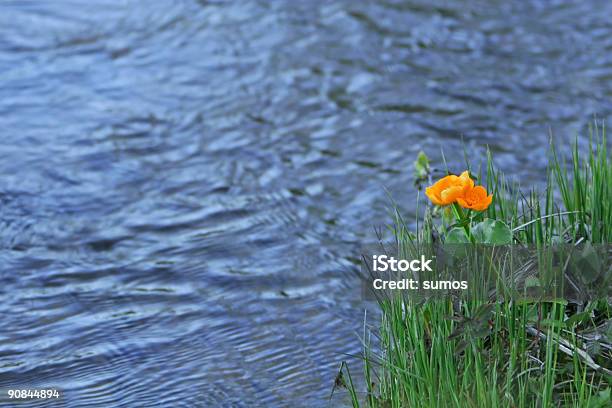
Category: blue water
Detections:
[{"x1": 1, "y1": 1, "x2": 611, "y2": 406}]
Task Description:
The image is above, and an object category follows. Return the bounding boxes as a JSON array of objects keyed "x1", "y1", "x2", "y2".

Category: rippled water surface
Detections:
[{"x1": 1, "y1": 0, "x2": 611, "y2": 406}]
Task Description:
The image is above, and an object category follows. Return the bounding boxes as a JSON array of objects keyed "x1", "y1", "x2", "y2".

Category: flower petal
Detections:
[
  {"x1": 425, "y1": 186, "x2": 444, "y2": 205},
  {"x1": 456, "y1": 196, "x2": 469, "y2": 208},
  {"x1": 440, "y1": 186, "x2": 464, "y2": 204},
  {"x1": 459, "y1": 171, "x2": 474, "y2": 188},
  {"x1": 471, "y1": 185, "x2": 488, "y2": 198}
]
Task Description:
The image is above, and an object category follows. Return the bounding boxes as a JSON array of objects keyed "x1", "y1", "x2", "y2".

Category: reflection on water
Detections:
[{"x1": 0, "y1": 0, "x2": 611, "y2": 406}]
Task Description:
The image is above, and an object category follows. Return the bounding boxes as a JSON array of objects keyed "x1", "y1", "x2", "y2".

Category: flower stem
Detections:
[{"x1": 452, "y1": 203, "x2": 472, "y2": 240}]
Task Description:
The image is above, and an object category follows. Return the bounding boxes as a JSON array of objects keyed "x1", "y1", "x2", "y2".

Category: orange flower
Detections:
[
  {"x1": 457, "y1": 185, "x2": 493, "y2": 211},
  {"x1": 425, "y1": 171, "x2": 474, "y2": 206}
]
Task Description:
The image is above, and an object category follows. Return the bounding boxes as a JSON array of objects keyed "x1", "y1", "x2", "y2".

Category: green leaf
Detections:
[
  {"x1": 524, "y1": 276, "x2": 541, "y2": 288},
  {"x1": 445, "y1": 227, "x2": 469, "y2": 244},
  {"x1": 588, "y1": 388, "x2": 610, "y2": 408},
  {"x1": 444, "y1": 227, "x2": 470, "y2": 259},
  {"x1": 569, "y1": 242, "x2": 601, "y2": 284},
  {"x1": 448, "y1": 218, "x2": 471, "y2": 229},
  {"x1": 413, "y1": 151, "x2": 430, "y2": 179},
  {"x1": 540, "y1": 318, "x2": 565, "y2": 329},
  {"x1": 472, "y1": 303, "x2": 494, "y2": 321},
  {"x1": 565, "y1": 311, "x2": 591, "y2": 327},
  {"x1": 472, "y1": 219, "x2": 512, "y2": 245}
]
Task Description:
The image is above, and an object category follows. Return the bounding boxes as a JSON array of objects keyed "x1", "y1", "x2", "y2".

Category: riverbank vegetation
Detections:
[{"x1": 339, "y1": 124, "x2": 611, "y2": 407}]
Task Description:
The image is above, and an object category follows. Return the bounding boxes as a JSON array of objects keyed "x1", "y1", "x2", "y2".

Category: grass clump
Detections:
[{"x1": 339, "y1": 125, "x2": 611, "y2": 407}]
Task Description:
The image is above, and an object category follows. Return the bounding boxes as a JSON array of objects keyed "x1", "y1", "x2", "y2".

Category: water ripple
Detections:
[{"x1": 1, "y1": 0, "x2": 611, "y2": 406}]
